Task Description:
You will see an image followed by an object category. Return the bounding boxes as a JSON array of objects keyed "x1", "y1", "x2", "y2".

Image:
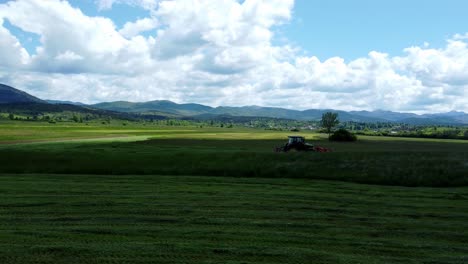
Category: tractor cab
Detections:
[
  {"x1": 281, "y1": 136, "x2": 312, "y2": 151},
  {"x1": 288, "y1": 136, "x2": 305, "y2": 144}
]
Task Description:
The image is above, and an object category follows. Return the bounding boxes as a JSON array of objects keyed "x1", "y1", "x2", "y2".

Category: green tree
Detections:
[
  {"x1": 8, "y1": 113, "x2": 14, "y2": 120},
  {"x1": 321, "y1": 112, "x2": 339, "y2": 138}
]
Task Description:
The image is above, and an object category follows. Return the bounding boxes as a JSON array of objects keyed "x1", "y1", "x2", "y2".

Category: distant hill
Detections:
[
  {"x1": 0, "y1": 102, "x2": 95, "y2": 114},
  {"x1": 2, "y1": 83, "x2": 467, "y2": 125},
  {"x1": 0, "y1": 84, "x2": 45, "y2": 104},
  {"x1": 0, "y1": 102, "x2": 142, "y2": 120},
  {"x1": 46, "y1": 99, "x2": 86, "y2": 106},
  {"x1": 92, "y1": 100, "x2": 468, "y2": 125},
  {"x1": 0, "y1": 84, "x2": 138, "y2": 120},
  {"x1": 92, "y1": 100, "x2": 213, "y2": 116},
  {"x1": 349, "y1": 110, "x2": 418, "y2": 122}
]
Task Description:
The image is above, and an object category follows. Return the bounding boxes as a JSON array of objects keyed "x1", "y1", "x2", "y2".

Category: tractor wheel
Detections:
[{"x1": 274, "y1": 147, "x2": 285, "y2": 152}]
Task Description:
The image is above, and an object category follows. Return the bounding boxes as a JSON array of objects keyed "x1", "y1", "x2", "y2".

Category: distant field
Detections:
[
  {"x1": 0, "y1": 122, "x2": 467, "y2": 187},
  {"x1": 0, "y1": 121, "x2": 183, "y2": 143},
  {"x1": 1, "y1": 120, "x2": 466, "y2": 143},
  {"x1": 0, "y1": 174, "x2": 467, "y2": 264}
]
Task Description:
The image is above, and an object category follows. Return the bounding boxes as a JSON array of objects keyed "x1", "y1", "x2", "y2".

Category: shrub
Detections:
[{"x1": 329, "y1": 129, "x2": 357, "y2": 142}]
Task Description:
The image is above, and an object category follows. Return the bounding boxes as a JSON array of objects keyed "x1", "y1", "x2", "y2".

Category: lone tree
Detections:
[{"x1": 321, "y1": 112, "x2": 339, "y2": 138}]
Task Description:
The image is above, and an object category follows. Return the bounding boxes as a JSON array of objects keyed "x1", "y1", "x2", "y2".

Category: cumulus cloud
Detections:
[
  {"x1": 0, "y1": 0, "x2": 135, "y2": 73},
  {"x1": 119, "y1": 17, "x2": 159, "y2": 38},
  {"x1": 0, "y1": 0, "x2": 467, "y2": 113},
  {"x1": 96, "y1": 0, "x2": 158, "y2": 11},
  {"x1": 0, "y1": 18, "x2": 30, "y2": 67}
]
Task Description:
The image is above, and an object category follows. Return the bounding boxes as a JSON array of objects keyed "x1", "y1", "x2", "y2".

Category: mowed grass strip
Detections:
[
  {"x1": 0, "y1": 174, "x2": 467, "y2": 264},
  {"x1": 0, "y1": 122, "x2": 207, "y2": 143}
]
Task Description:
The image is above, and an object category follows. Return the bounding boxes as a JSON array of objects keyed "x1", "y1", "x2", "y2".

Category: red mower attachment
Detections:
[{"x1": 313, "y1": 146, "x2": 331, "y2": 153}]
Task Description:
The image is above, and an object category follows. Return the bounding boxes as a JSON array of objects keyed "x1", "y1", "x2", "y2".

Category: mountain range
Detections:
[
  {"x1": 1, "y1": 83, "x2": 467, "y2": 125},
  {"x1": 91, "y1": 100, "x2": 468, "y2": 125}
]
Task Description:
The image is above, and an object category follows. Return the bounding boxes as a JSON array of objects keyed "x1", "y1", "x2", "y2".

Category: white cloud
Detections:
[
  {"x1": 0, "y1": 0, "x2": 467, "y2": 113},
  {"x1": 395, "y1": 40, "x2": 468, "y2": 87},
  {"x1": 0, "y1": 0, "x2": 134, "y2": 74},
  {"x1": 96, "y1": 0, "x2": 158, "y2": 11},
  {"x1": 55, "y1": 51, "x2": 84, "y2": 62},
  {"x1": 119, "y1": 17, "x2": 159, "y2": 38},
  {"x1": 0, "y1": 18, "x2": 30, "y2": 67}
]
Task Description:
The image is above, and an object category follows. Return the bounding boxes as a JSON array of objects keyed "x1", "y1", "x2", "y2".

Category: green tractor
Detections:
[{"x1": 275, "y1": 136, "x2": 330, "y2": 153}]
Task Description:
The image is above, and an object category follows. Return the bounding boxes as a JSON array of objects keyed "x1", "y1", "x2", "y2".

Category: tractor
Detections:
[{"x1": 275, "y1": 136, "x2": 330, "y2": 153}]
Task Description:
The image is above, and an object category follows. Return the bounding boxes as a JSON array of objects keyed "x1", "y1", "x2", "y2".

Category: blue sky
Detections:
[
  {"x1": 0, "y1": 0, "x2": 467, "y2": 113},
  {"x1": 68, "y1": 0, "x2": 151, "y2": 27},
  {"x1": 284, "y1": 0, "x2": 468, "y2": 60},
  {"x1": 9, "y1": 0, "x2": 468, "y2": 60}
]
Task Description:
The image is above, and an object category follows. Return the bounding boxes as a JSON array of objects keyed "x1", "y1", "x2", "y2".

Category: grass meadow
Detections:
[
  {"x1": 0, "y1": 121, "x2": 467, "y2": 187},
  {"x1": 0, "y1": 121, "x2": 467, "y2": 263}
]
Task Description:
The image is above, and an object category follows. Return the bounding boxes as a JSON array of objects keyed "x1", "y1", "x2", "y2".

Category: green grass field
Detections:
[
  {"x1": 1, "y1": 122, "x2": 467, "y2": 187},
  {"x1": 1, "y1": 174, "x2": 468, "y2": 264},
  {"x1": 1, "y1": 121, "x2": 468, "y2": 263}
]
